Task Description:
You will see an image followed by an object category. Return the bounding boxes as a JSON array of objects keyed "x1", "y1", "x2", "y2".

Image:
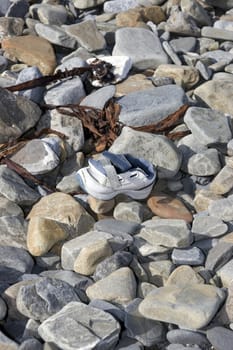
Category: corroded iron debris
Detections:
[{"x1": 2, "y1": 61, "x2": 190, "y2": 191}]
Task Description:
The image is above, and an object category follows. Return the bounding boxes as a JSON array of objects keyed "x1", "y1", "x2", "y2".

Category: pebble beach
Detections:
[{"x1": 1, "y1": 0, "x2": 233, "y2": 349}]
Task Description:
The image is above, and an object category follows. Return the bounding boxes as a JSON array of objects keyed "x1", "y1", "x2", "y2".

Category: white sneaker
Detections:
[{"x1": 76, "y1": 151, "x2": 156, "y2": 200}]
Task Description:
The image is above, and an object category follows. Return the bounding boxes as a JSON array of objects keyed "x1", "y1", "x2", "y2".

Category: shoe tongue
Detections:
[{"x1": 102, "y1": 151, "x2": 132, "y2": 172}]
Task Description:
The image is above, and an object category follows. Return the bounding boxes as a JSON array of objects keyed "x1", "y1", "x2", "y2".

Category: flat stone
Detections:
[
  {"x1": 86, "y1": 267, "x2": 137, "y2": 306},
  {"x1": 80, "y1": 85, "x2": 115, "y2": 110},
  {"x1": 192, "y1": 215, "x2": 228, "y2": 240},
  {"x1": 29, "y1": 4, "x2": 68, "y2": 25},
  {"x1": 2, "y1": 35, "x2": 56, "y2": 75},
  {"x1": 104, "y1": 0, "x2": 139, "y2": 13},
  {"x1": 202, "y1": 49, "x2": 233, "y2": 65},
  {"x1": 194, "y1": 189, "x2": 222, "y2": 212},
  {"x1": 64, "y1": 20, "x2": 106, "y2": 52},
  {"x1": 115, "y1": 73, "x2": 154, "y2": 97},
  {"x1": 0, "y1": 87, "x2": 41, "y2": 143},
  {"x1": 93, "y1": 251, "x2": 133, "y2": 281},
  {"x1": 109, "y1": 127, "x2": 182, "y2": 178},
  {"x1": 161, "y1": 41, "x2": 183, "y2": 65},
  {"x1": 0, "y1": 246, "x2": 34, "y2": 284},
  {"x1": 44, "y1": 76, "x2": 86, "y2": 105},
  {"x1": 0, "y1": 17, "x2": 24, "y2": 40},
  {"x1": 153, "y1": 64, "x2": 199, "y2": 90},
  {"x1": 142, "y1": 260, "x2": 173, "y2": 286},
  {"x1": 16, "y1": 277, "x2": 79, "y2": 322},
  {"x1": 194, "y1": 79, "x2": 233, "y2": 115},
  {"x1": 89, "y1": 299, "x2": 125, "y2": 322},
  {"x1": 184, "y1": 107, "x2": 232, "y2": 146},
  {"x1": 0, "y1": 0, "x2": 11, "y2": 16},
  {"x1": 113, "y1": 201, "x2": 147, "y2": 223},
  {"x1": 73, "y1": 239, "x2": 113, "y2": 275},
  {"x1": 207, "y1": 326, "x2": 233, "y2": 350},
  {"x1": 61, "y1": 231, "x2": 112, "y2": 270},
  {"x1": 171, "y1": 247, "x2": 205, "y2": 266},
  {"x1": 147, "y1": 193, "x2": 193, "y2": 222},
  {"x1": 11, "y1": 139, "x2": 60, "y2": 175},
  {"x1": 112, "y1": 27, "x2": 169, "y2": 70},
  {"x1": 0, "y1": 297, "x2": 7, "y2": 320},
  {"x1": 118, "y1": 85, "x2": 188, "y2": 127},
  {"x1": 205, "y1": 0, "x2": 233, "y2": 10},
  {"x1": 205, "y1": 241, "x2": 233, "y2": 272},
  {"x1": 208, "y1": 194, "x2": 233, "y2": 221},
  {"x1": 73, "y1": 0, "x2": 106, "y2": 9},
  {"x1": 0, "y1": 329, "x2": 18, "y2": 350},
  {"x1": 124, "y1": 298, "x2": 164, "y2": 346},
  {"x1": 139, "y1": 284, "x2": 225, "y2": 329},
  {"x1": 0, "y1": 197, "x2": 27, "y2": 249},
  {"x1": 166, "y1": 265, "x2": 204, "y2": 286},
  {"x1": 138, "y1": 218, "x2": 193, "y2": 248},
  {"x1": 167, "y1": 329, "x2": 210, "y2": 348},
  {"x1": 0, "y1": 165, "x2": 40, "y2": 206},
  {"x1": 210, "y1": 166, "x2": 233, "y2": 195},
  {"x1": 186, "y1": 149, "x2": 221, "y2": 176},
  {"x1": 35, "y1": 23, "x2": 77, "y2": 49},
  {"x1": 216, "y1": 259, "x2": 233, "y2": 287},
  {"x1": 38, "y1": 301, "x2": 120, "y2": 350},
  {"x1": 94, "y1": 218, "x2": 141, "y2": 236},
  {"x1": 202, "y1": 26, "x2": 233, "y2": 41},
  {"x1": 170, "y1": 37, "x2": 197, "y2": 54}
]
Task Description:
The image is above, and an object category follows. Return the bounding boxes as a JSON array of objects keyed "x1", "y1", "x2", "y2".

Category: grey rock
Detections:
[
  {"x1": 0, "y1": 17, "x2": 25, "y2": 40},
  {"x1": 38, "y1": 301, "x2": 120, "y2": 350},
  {"x1": 0, "y1": 329, "x2": 18, "y2": 350},
  {"x1": 94, "y1": 218, "x2": 141, "y2": 236},
  {"x1": 0, "y1": 166, "x2": 40, "y2": 206},
  {"x1": 162, "y1": 41, "x2": 182, "y2": 65},
  {"x1": 86, "y1": 267, "x2": 137, "y2": 306},
  {"x1": 61, "y1": 231, "x2": 113, "y2": 270},
  {"x1": 139, "y1": 284, "x2": 225, "y2": 329},
  {"x1": 166, "y1": 345, "x2": 201, "y2": 350},
  {"x1": 170, "y1": 37, "x2": 197, "y2": 53},
  {"x1": 165, "y1": 7, "x2": 200, "y2": 36},
  {"x1": 11, "y1": 139, "x2": 60, "y2": 175},
  {"x1": 208, "y1": 194, "x2": 233, "y2": 221},
  {"x1": 171, "y1": 246, "x2": 205, "y2": 265},
  {"x1": 81, "y1": 85, "x2": 115, "y2": 109},
  {"x1": 15, "y1": 66, "x2": 45, "y2": 104},
  {"x1": 104, "y1": 0, "x2": 139, "y2": 12},
  {"x1": 124, "y1": 298, "x2": 164, "y2": 346},
  {"x1": 184, "y1": 107, "x2": 232, "y2": 145},
  {"x1": 0, "y1": 87, "x2": 41, "y2": 143},
  {"x1": 202, "y1": 49, "x2": 233, "y2": 65},
  {"x1": 113, "y1": 201, "x2": 148, "y2": 223},
  {"x1": 113, "y1": 27, "x2": 169, "y2": 70},
  {"x1": 55, "y1": 57, "x2": 86, "y2": 73},
  {"x1": 205, "y1": 241, "x2": 233, "y2": 272},
  {"x1": 16, "y1": 277, "x2": 80, "y2": 322},
  {"x1": 118, "y1": 85, "x2": 188, "y2": 127},
  {"x1": 36, "y1": 253, "x2": 60, "y2": 270},
  {"x1": 195, "y1": 60, "x2": 213, "y2": 80},
  {"x1": 0, "y1": 297, "x2": 7, "y2": 320},
  {"x1": 207, "y1": 326, "x2": 233, "y2": 350},
  {"x1": 0, "y1": 55, "x2": 8, "y2": 73},
  {"x1": 186, "y1": 149, "x2": 221, "y2": 176},
  {"x1": 6, "y1": 0, "x2": 29, "y2": 18},
  {"x1": 64, "y1": 20, "x2": 106, "y2": 52},
  {"x1": 210, "y1": 165, "x2": 233, "y2": 195},
  {"x1": 56, "y1": 173, "x2": 81, "y2": 193},
  {"x1": 21, "y1": 319, "x2": 40, "y2": 342},
  {"x1": 18, "y1": 338, "x2": 43, "y2": 350},
  {"x1": 110, "y1": 126, "x2": 182, "y2": 178},
  {"x1": 142, "y1": 260, "x2": 173, "y2": 286},
  {"x1": 150, "y1": 76, "x2": 175, "y2": 87},
  {"x1": 35, "y1": 23, "x2": 77, "y2": 49},
  {"x1": 93, "y1": 251, "x2": 133, "y2": 281},
  {"x1": 29, "y1": 4, "x2": 68, "y2": 26},
  {"x1": 192, "y1": 214, "x2": 228, "y2": 240},
  {"x1": 167, "y1": 329, "x2": 209, "y2": 347},
  {"x1": 0, "y1": 197, "x2": 28, "y2": 249},
  {"x1": 72, "y1": 0, "x2": 106, "y2": 10},
  {"x1": 0, "y1": 246, "x2": 34, "y2": 284},
  {"x1": 181, "y1": 0, "x2": 211, "y2": 26},
  {"x1": 0, "y1": 0, "x2": 11, "y2": 16},
  {"x1": 44, "y1": 76, "x2": 86, "y2": 105},
  {"x1": 206, "y1": 0, "x2": 233, "y2": 10},
  {"x1": 217, "y1": 258, "x2": 233, "y2": 287},
  {"x1": 89, "y1": 299, "x2": 125, "y2": 322},
  {"x1": 138, "y1": 219, "x2": 193, "y2": 248},
  {"x1": 115, "y1": 332, "x2": 144, "y2": 350},
  {"x1": 202, "y1": 26, "x2": 233, "y2": 41}
]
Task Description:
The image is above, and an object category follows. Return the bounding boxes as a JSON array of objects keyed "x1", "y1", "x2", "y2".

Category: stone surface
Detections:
[
  {"x1": 166, "y1": 265, "x2": 204, "y2": 286},
  {"x1": 38, "y1": 301, "x2": 120, "y2": 350},
  {"x1": 2, "y1": 35, "x2": 56, "y2": 75},
  {"x1": 16, "y1": 277, "x2": 79, "y2": 322},
  {"x1": 109, "y1": 126, "x2": 182, "y2": 178},
  {"x1": 207, "y1": 326, "x2": 233, "y2": 350},
  {"x1": 35, "y1": 23, "x2": 77, "y2": 49},
  {"x1": 86, "y1": 267, "x2": 137, "y2": 305},
  {"x1": 205, "y1": 241, "x2": 233, "y2": 272},
  {"x1": 194, "y1": 189, "x2": 222, "y2": 212},
  {"x1": 171, "y1": 246, "x2": 205, "y2": 266},
  {"x1": 113, "y1": 201, "x2": 148, "y2": 223},
  {"x1": 139, "y1": 284, "x2": 225, "y2": 329},
  {"x1": 147, "y1": 193, "x2": 193, "y2": 222},
  {"x1": 192, "y1": 215, "x2": 228, "y2": 240},
  {"x1": 208, "y1": 194, "x2": 233, "y2": 221},
  {"x1": 113, "y1": 27, "x2": 169, "y2": 70},
  {"x1": 142, "y1": 260, "x2": 173, "y2": 286},
  {"x1": 210, "y1": 166, "x2": 233, "y2": 195},
  {"x1": 115, "y1": 73, "x2": 154, "y2": 97}
]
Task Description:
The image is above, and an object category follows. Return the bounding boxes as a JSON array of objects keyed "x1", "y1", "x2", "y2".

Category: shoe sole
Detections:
[{"x1": 76, "y1": 173, "x2": 154, "y2": 200}]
